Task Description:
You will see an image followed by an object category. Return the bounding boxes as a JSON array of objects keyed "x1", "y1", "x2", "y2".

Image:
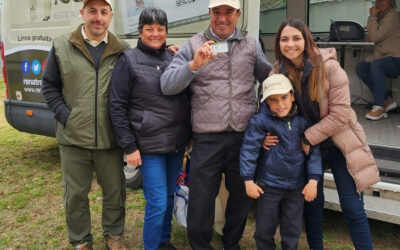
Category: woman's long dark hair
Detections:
[{"x1": 274, "y1": 18, "x2": 326, "y2": 102}]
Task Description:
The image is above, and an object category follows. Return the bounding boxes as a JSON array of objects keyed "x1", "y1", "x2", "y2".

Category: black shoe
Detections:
[{"x1": 158, "y1": 242, "x2": 177, "y2": 250}]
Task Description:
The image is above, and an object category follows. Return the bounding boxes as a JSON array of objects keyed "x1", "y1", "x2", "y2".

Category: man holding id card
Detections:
[{"x1": 161, "y1": 0, "x2": 272, "y2": 249}]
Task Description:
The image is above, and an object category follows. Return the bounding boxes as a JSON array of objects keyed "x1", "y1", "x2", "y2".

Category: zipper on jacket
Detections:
[
  {"x1": 287, "y1": 121, "x2": 292, "y2": 130},
  {"x1": 94, "y1": 65, "x2": 99, "y2": 147},
  {"x1": 228, "y1": 42, "x2": 235, "y2": 127}
]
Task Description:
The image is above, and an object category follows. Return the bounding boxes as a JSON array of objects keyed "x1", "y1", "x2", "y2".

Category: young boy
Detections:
[{"x1": 240, "y1": 74, "x2": 322, "y2": 250}]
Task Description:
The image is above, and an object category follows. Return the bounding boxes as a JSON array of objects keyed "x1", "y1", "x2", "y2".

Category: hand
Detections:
[
  {"x1": 369, "y1": 6, "x2": 379, "y2": 16},
  {"x1": 245, "y1": 180, "x2": 264, "y2": 199},
  {"x1": 189, "y1": 40, "x2": 217, "y2": 70},
  {"x1": 126, "y1": 150, "x2": 142, "y2": 168},
  {"x1": 302, "y1": 179, "x2": 318, "y2": 202},
  {"x1": 167, "y1": 44, "x2": 181, "y2": 54},
  {"x1": 301, "y1": 137, "x2": 311, "y2": 156},
  {"x1": 263, "y1": 132, "x2": 279, "y2": 150}
]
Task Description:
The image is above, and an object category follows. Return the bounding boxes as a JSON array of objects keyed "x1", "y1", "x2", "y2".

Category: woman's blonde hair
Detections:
[{"x1": 274, "y1": 18, "x2": 326, "y2": 102}]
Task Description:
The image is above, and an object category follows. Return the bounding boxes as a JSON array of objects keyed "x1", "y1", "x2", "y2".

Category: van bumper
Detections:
[{"x1": 4, "y1": 99, "x2": 56, "y2": 137}]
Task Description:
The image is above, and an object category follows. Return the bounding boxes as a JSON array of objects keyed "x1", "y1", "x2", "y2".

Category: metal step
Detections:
[
  {"x1": 324, "y1": 186, "x2": 400, "y2": 225},
  {"x1": 370, "y1": 145, "x2": 400, "y2": 184}
]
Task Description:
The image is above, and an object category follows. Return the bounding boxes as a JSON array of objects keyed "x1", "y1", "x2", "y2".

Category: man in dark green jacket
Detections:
[{"x1": 42, "y1": 0, "x2": 129, "y2": 249}]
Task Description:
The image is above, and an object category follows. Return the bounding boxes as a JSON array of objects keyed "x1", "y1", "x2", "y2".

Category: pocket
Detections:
[
  {"x1": 64, "y1": 107, "x2": 91, "y2": 142},
  {"x1": 140, "y1": 111, "x2": 165, "y2": 135},
  {"x1": 129, "y1": 109, "x2": 144, "y2": 131}
]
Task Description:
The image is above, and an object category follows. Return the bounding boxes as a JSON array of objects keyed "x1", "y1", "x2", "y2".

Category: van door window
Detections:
[
  {"x1": 308, "y1": 0, "x2": 376, "y2": 32},
  {"x1": 259, "y1": 0, "x2": 287, "y2": 34}
]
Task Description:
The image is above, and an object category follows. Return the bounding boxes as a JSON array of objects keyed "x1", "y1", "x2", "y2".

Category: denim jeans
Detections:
[
  {"x1": 304, "y1": 147, "x2": 373, "y2": 250},
  {"x1": 139, "y1": 150, "x2": 184, "y2": 250},
  {"x1": 356, "y1": 57, "x2": 400, "y2": 106},
  {"x1": 255, "y1": 185, "x2": 304, "y2": 250}
]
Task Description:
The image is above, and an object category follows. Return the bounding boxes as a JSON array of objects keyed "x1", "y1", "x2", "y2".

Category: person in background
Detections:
[
  {"x1": 128, "y1": 0, "x2": 148, "y2": 17},
  {"x1": 160, "y1": 0, "x2": 272, "y2": 248},
  {"x1": 240, "y1": 74, "x2": 322, "y2": 250},
  {"x1": 108, "y1": 8, "x2": 191, "y2": 250},
  {"x1": 264, "y1": 18, "x2": 380, "y2": 250},
  {"x1": 41, "y1": 0, "x2": 129, "y2": 249},
  {"x1": 356, "y1": 0, "x2": 400, "y2": 120}
]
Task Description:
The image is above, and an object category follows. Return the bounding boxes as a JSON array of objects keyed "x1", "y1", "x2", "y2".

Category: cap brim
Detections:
[
  {"x1": 260, "y1": 88, "x2": 293, "y2": 103},
  {"x1": 208, "y1": 3, "x2": 240, "y2": 9},
  {"x1": 83, "y1": 0, "x2": 112, "y2": 10}
]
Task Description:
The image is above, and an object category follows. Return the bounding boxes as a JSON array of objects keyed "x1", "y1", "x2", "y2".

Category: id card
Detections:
[{"x1": 211, "y1": 42, "x2": 229, "y2": 54}]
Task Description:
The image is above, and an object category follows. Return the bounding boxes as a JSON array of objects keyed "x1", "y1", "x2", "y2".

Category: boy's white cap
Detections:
[
  {"x1": 260, "y1": 74, "x2": 293, "y2": 103},
  {"x1": 83, "y1": 0, "x2": 112, "y2": 10},
  {"x1": 208, "y1": 0, "x2": 241, "y2": 9}
]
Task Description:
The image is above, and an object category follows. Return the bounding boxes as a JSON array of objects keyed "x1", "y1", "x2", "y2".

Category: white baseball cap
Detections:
[
  {"x1": 260, "y1": 74, "x2": 294, "y2": 103},
  {"x1": 83, "y1": 0, "x2": 112, "y2": 10},
  {"x1": 208, "y1": 0, "x2": 241, "y2": 9}
]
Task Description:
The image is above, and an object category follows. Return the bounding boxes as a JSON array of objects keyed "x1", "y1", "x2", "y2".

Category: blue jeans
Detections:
[
  {"x1": 304, "y1": 147, "x2": 373, "y2": 250},
  {"x1": 139, "y1": 150, "x2": 184, "y2": 250},
  {"x1": 356, "y1": 57, "x2": 400, "y2": 106}
]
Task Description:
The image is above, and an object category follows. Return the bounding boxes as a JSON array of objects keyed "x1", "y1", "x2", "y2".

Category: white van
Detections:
[{"x1": 2, "y1": 0, "x2": 400, "y2": 224}]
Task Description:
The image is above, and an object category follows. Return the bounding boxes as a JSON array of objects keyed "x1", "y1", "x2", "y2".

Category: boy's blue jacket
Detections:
[{"x1": 240, "y1": 102, "x2": 322, "y2": 190}]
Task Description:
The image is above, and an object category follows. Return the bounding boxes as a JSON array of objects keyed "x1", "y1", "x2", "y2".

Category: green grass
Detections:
[{"x1": 1, "y1": 81, "x2": 400, "y2": 249}]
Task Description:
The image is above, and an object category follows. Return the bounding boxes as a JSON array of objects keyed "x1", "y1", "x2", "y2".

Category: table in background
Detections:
[{"x1": 315, "y1": 41, "x2": 374, "y2": 68}]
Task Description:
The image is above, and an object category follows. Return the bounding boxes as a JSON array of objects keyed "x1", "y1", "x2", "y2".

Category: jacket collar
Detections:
[
  {"x1": 69, "y1": 24, "x2": 125, "y2": 63},
  {"x1": 278, "y1": 57, "x2": 315, "y2": 82},
  {"x1": 137, "y1": 38, "x2": 166, "y2": 56},
  {"x1": 81, "y1": 25, "x2": 108, "y2": 47}
]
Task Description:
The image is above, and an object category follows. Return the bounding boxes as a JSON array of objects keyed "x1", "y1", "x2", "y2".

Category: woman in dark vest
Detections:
[{"x1": 108, "y1": 8, "x2": 191, "y2": 250}]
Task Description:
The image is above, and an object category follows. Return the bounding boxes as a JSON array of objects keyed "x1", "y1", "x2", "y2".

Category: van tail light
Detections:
[{"x1": 1, "y1": 41, "x2": 9, "y2": 99}]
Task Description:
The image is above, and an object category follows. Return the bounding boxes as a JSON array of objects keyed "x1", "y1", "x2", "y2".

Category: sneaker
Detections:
[
  {"x1": 75, "y1": 242, "x2": 93, "y2": 250},
  {"x1": 158, "y1": 242, "x2": 177, "y2": 250},
  {"x1": 384, "y1": 97, "x2": 398, "y2": 112},
  {"x1": 105, "y1": 235, "x2": 127, "y2": 250},
  {"x1": 365, "y1": 106, "x2": 387, "y2": 120}
]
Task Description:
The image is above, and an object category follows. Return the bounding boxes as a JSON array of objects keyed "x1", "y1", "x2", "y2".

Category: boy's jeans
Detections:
[{"x1": 255, "y1": 185, "x2": 304, "y2": 250}]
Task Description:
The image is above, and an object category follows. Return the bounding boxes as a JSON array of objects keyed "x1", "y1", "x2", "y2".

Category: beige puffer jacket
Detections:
[
  {"x1": 366, "y1": 8, "x2": 400, "y2": 61},
  {"x1": 304, "y1": 48, "x2": 380, "y2": 192}
]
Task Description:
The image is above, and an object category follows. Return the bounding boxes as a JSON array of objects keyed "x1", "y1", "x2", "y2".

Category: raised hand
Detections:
[{"x1": 189, "y1": 40, "x2": 217, "y2": 70}]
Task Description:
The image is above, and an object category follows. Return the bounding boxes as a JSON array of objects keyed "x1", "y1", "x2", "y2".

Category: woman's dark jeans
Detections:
[{"x1": 304, "y1": 147, "x2": 373, "y2": 250}]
